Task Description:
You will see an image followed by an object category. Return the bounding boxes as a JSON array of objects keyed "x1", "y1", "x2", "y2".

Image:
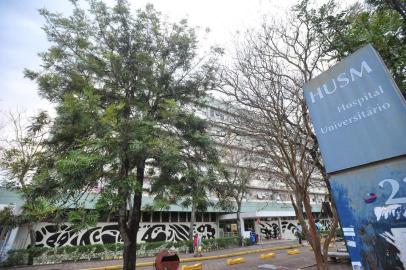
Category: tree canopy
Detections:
[
  {"x1": 308, "y1": 0, "x2": 406, "y2": 92},
  {"x1": 25, "y1": 1, "x2": 221, "y2": 269}
]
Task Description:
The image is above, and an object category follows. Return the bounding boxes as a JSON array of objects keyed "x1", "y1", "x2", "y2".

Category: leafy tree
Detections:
[
  {"x1": 179, "y1": 165, "x2": 216, "y2": 247},
  {"x1": 150, "y1": 114, "x2": 220, "y2": 247},
  {"x1": 367, "y1": 0, "x2": 406, "y2": 24},
  {"x1": 308, "y1": 0, "x2": 406, "y2": 92},
  {"x1": 0, "y1": 206, "x2": 17, "y2": 243},
  {"x1": 0, "y1": 111, "x2": 54, "y2": 264},
  {"x1": 25, "y1": 1, "x2": 221, "y2": 269}
]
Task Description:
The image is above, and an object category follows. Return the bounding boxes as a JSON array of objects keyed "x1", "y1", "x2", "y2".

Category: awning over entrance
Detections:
[{"x1": 219, "y1": 210, "x2": 296, "y2": 220}]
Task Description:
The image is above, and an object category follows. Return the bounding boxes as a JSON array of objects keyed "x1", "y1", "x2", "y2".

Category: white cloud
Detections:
[{"x1": 0, "y1": 69, "x2": 54, "y2": 116}]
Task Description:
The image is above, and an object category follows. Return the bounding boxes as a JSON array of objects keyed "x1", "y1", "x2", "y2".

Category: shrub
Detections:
[
  {"x1": 64, "y1": 245, "x2": 77, "y2": 254},
  {"x1": 93, "y1": 244, "x2": 105, "y2": 254},
  {"x1": 336, "y1": 228, "x2": 343, "y2": 238},
  {"x1": 242, "y1": 237, "x2": 254, "y2": 246},
  {"x1": 28, "y1": 247, "x2": 48, "y2": 258},
  {"x1": 1, "y1": 236, "x2": 241, "y2": 267},
  {"x1": 1, "y1": 249, "x2": 29, "y2": 267}
]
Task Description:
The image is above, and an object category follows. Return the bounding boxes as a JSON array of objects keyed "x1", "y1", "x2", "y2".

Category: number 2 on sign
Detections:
[{"x1": 378, "y1": 177, "x2": 406, "y2": 205}]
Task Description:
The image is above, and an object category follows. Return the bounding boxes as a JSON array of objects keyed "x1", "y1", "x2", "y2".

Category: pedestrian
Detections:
[
  {"x1": 296, "y1": 223, "x2": 302, "y2": 244},
  {"x1": 315, "y1": 219, "x2": 322, "y2": 232},
  {"x1": 193, "y1": 233, "x2": 202, "y2": 257}
]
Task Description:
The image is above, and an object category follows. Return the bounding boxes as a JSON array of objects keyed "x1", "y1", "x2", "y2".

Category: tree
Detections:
[
  {"x1": 0, "y1": 111, "x2": 49, "y2": 189},
  {"x1": 215, "y1": 133, "x2": 261, "y2": 240},
  {"x1": 25, "y1": 1, "x2": 221, "y2": 269},
  {"x1": 367, "y1": 0, "x2": 406, "y2": 24},
  {"x1": 309, "y1": 0, "x2": 406, "y2": 92},
  {"x1": 150, "y1": 117, "x2": 220, "y2": 247},
  {"x1": 218, "y1": 2, "x2": 340, "y2": 268},
  {"x1": 0, "y1": 110, "x2": 54, "y2": 264},
  {"x1": 0, "y1": 206, "x2": 17, "y2": 243},
  {"x1": 179, "y1": 165, "x2": 216, "y2": 247}
]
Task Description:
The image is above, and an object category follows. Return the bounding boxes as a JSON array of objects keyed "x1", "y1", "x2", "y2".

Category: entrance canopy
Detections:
[{"x1": 219, "y1": 210, "x2": 296, "y2": 220}]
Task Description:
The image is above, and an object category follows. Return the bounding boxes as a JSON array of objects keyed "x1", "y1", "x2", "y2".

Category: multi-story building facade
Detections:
[
  {"x1": 0, "y1": 98, "x2": 329, "y2": 260},
  {"x1": 196, "y1": 97, "x2": 329, "y2": 238}
]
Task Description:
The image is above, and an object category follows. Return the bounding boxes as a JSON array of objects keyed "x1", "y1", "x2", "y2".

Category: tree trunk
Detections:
[
  {"x1": 307, "y1": 128, "x2": 340, "y2": 266},
  {"x1": 236, "y1": 201, "x2": 243, "y2": 245},
  {"x1": 188, "y1": 204, "x2": 196, "y2": 253},
  {"x1": 0, "y1": 226, "x2": 7, "y2": 242},
  {"x1": 303, "y1": 194, "x2": 327, "y2": 270},
  {"x1": 291, "y1": 193, "x2": 327, "y2": 270},
  {"x1": 119, "y1": 162, "x2": 145, "y2": 270},
  {"x1": 322, "y1": 202, "x2": 339, "y2": 261},
  {"x1": 27, "y1": 222, "x2": 36, "y2": 265},
  {"x1": 123, "y1": 237, "x2": 138, "y2": 270},
  {"x1": 314, "y1": 159, "x2": 341, "y2": 263}
]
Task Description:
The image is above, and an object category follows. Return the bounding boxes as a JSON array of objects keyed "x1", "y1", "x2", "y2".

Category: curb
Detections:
[{"x1": 81, "y1": 244, "x2": 303, "y2": 270}]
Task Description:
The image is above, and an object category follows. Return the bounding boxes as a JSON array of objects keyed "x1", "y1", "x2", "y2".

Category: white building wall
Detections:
[{"x1": 10, "y1": 225, "x2": 29, "y2": 250}]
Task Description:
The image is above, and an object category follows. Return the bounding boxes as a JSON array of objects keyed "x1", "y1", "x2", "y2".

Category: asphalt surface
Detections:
[
  {"x1": 178, "y1": 247, "x2": 352, "y2": 270},
  {"x1": 4, "y1": 240, "x2": 352, "y2": 270}
]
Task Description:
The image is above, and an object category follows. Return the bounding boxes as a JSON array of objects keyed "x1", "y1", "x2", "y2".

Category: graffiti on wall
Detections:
[
  {"x1": 281, "y1": 221, "x2": 298, "y2": 235},
  {"x1": 34, "y1": 223, "x2": 216, "y2": 248},
  {"x1": 258, "y1": 221, "x2": 279, "y2": 239},
  {"x1": 258, "y1": 220, "x2": 297, "y2": 239},
  {"x1": 319, "y1": 219, "x2": 332, "y2": 231},
  {"x1": 258, "y1": 219, "x2": 332, "y2": 240},
  {"x1": 141, "y1": 224, "x2": 215, "y2": 242}
]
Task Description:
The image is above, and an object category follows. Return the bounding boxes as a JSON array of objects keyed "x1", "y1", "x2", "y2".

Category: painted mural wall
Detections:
[
  {"x1": 33, "y1": 222, "x2": 217, "y2": 248},
  {"x1": 258, "y1": 218, "x2": 332, "y2": 240}
]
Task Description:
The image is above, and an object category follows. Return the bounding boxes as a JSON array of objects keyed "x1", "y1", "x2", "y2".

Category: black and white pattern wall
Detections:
[
  {"x1": 258, "y1": 219, "x2": 332, "y2": 240},
  {"x1": 141, "y1": 223, "x2": 215, "y2": 242},
  {"x1": 34, "y1": 222, "x2": 217, "y2": 248},
  {"x1": 258, "y1": 220, "x2": 297, "y2": 239},
  {"x1": 258, "y1": 221, "x2": 279, "y2": 239}
]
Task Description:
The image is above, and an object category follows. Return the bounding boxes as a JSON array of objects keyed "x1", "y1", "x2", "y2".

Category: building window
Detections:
[
  {"x1": 152, "y1": 212, "x2": 161, "y2": 222},
  {"x1": 203, "y1": 212, "x2": 210, "y2": 222},
  {"x1": 279, "y1": 193, "x2": 288, "y2": 201},
  {"x1": 210, "y1": 213, "x2": 216, "y2": 222},
  {"x1": 170, "y1": 212, "x2": 178, "y2": 222},
  {"x1": 142, "y1": 212, "x2": 151, "y2": 222},
  {"x1": 179, "y1": 212, "x2": 187, "y2": 222},
  {"x1": 162, "y1": 212, "x2": 170, "y2": 222},
  {"x1": 196, "y1": 213, "x2": 203, "y2": 222},
  {"x1": 187, "y1": 212, "x2": 191, "y2": 222}
]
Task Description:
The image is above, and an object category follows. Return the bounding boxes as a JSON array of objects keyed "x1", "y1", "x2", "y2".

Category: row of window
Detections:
[
  {"x1": 141, "y1": 211, "x2": 217, "y2": 223},
  {"x1": 247, "y1": 190, "x2": 325, "y2": 203}
]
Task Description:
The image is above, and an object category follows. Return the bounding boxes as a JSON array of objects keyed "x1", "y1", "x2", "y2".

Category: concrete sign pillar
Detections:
[{"x1": 304, "y1": 44, "x2": 406, "y2": 270}]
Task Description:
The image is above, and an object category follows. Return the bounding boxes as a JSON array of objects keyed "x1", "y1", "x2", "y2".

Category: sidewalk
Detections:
[{"x1": 6, "y1": 239, "x2": 301, "y2": 270}]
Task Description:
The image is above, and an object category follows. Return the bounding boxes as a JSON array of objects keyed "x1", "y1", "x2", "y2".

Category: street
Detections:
[
  {"x1": 178, "y1": 247, "x2": 351, "y2": 270},
  {"x1": 6, "y1": 241, "x2": 352, "y2": 270}
]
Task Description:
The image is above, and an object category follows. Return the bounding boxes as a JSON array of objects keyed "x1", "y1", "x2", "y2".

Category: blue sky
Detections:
[
  {"x1": 0, "y1": 0, "x2": 306, "y2": 118},
  {"x1": 0, "y1": 0, "x2": 74, "y2": 115}
]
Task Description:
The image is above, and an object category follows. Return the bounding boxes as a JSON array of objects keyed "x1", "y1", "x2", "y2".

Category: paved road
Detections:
[
  {"x1": 178, "y1": 247, "x2": 351, "y2": 270},
  {"x1": 5, "y1": 240, "x2": 352, "y2": 270}
]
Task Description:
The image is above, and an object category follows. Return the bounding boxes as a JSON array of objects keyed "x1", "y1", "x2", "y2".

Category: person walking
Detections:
[
  {"x1": 193, "y1": 233, "x2": 202, "y2": 257},
  {"x1": 315, "y1": 219, "x2": 322, "y2": 232},
  {"x1": 296, "y1": 223, "x2": 302, "y2": 244}
]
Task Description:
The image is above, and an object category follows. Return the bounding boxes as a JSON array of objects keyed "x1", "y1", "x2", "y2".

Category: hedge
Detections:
[{"x1": 1, "y1": 237, "x2": 241, "y2": 267}]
